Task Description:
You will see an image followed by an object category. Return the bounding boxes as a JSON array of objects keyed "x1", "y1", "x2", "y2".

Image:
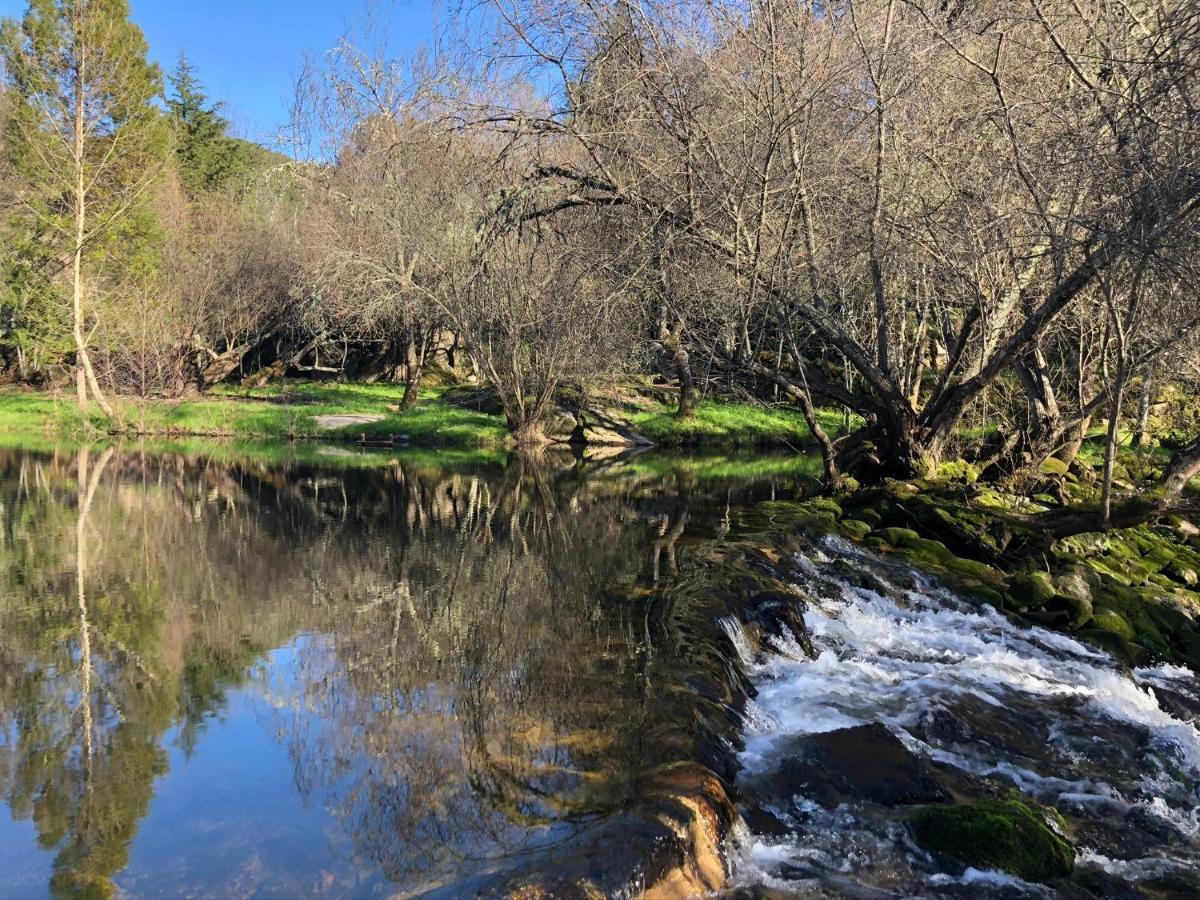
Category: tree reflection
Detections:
[{"x1": 0, "y1": 447, "x2": 799, "y2": 895}]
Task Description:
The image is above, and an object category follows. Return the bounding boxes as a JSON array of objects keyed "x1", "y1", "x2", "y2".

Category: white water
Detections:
[{"x1": 729, "y1": 535, "x2": 1200, "y2": 896}]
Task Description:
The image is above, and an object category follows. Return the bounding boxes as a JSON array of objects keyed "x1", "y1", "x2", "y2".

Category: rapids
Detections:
[{"x1": 728, "y1": 535, "x2": 1200, "y2": 897}]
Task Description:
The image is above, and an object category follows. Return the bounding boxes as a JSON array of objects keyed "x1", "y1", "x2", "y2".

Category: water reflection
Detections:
[{"x1": 0, "y1": 447, "x2": 811, "y2": 897}]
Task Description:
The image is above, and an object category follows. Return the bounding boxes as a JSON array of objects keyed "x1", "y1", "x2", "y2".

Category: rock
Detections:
[
  {"x1": 544, "y1": 409, "x2": 581, "y2": 442},
  {"x1": 910, "y1": 799, "x2": 1075, "y2": 883},
  {"x1": 839, "y1": 518, "x2": 873, "y2": 541},
  {"x1": 944, "y1": 555, "x2": 1004, "y2": 585},
  {"x1": 743, "y1": 723, "x2": 949, "y2": 810},
  {"x1": 1039, "y1": 457, "x2": 1070, "y2": 477},
  {"x1": 744, "y1": 590, "x2": 809, "y2": 649},
  {"x1": 1048, "y1": 583, "x2": 1093, "y2": 628},
  {"x1": 480, "y1": 763, "x2": 736, "y2": 897},
  {"x1": 1090, "y1": 609, "x2": 1137, "y2": 642},
  {"x1": 1168, "y1": 515, "x2": 1200, "y2": 539},
  {"x1": 872, "y1": 526, "x2": 921, "y2": 547},
  {"x1": 1166, "y1": 561, "x2": 1198, "y2": 587},
  {"x1": 1008, "y1": 571, "x2": 1056, "y2": 608}
]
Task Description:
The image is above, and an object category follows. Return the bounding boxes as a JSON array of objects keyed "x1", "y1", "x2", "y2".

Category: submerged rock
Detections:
[
  {"x1": 910, "y1": 799, "x2": 1075, "y2": 883},
  {"x1": 743, "y1": 723, "x2": 949, "y2": 810}
]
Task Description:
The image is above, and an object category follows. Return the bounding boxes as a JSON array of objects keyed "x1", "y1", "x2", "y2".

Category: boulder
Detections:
[
  {"x1": 910, "y1": 799, "x2": 1075, "y2": 883},
  {"x1": 743, "y1": 723, "x2": 949, "y2": 810},
  {"x1": 1008, "y1": 571, "x2": 1056, "y2": 608}
]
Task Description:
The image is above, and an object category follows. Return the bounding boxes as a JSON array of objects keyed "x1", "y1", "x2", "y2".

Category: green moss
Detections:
[
  {"x1": 910, "y1": 800, "x2": 1074, "y2": 883},
  {"x1": 839, "y1": 519, "x2": 873, "y2": 541},
  {"x1": 872, "y1": 527, "x2": 921, "y2": 547},
  {"x1": 945, "y1": 556, "x2": 1004, "y2": 585},
  {"x1": 937, "y1": 459, "x2": 979, "y2": 484},
  {"x1": 1090, "y1": 609, "x2": 1136, "y2": 643},
  {"x1": 1008, "y1": 572, "x2": 1056, "y2": 608},
  {"x1": 855, "y1": 507, "x2": 883, "y2": 527},
  {"x1": 1039, "y1": 457, "x2": 1070, "y2": 477}
]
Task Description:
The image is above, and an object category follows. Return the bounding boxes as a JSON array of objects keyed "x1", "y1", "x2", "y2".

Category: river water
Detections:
[
  {"x1": 727, "y1": 534, "x2": 1200, "y2": 898},
  {"x1": 0, "y1": 446, "x2": 1197, "y2": 898}
]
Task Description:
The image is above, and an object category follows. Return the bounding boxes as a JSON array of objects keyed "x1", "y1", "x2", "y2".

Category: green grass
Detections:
[
  {"x1": 1, "y1": 381, "x2": 841, "y2": 453},
  {"x1": 620, "y1": 451, "x2": 825, "y2": 481},
  {"x1": 626, "y1": 397, "x2": 846, "y2": 448},
  {"x1": 0, "y1": 381, "x2": 509, "y2": 449}
]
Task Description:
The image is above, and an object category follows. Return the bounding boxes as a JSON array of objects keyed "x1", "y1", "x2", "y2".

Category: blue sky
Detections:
[{"x1": 0, "y1": 0, "x2": 437, "y2": 145}]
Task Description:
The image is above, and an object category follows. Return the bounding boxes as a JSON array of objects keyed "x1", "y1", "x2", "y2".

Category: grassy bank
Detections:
[
  {"x1": 0, "y1": 380, "x2": 832, "y2": 451},
  {"x1": 0, "y1": 381, "x2": 509, "y2": 447},
  {"x1": 625, "y1": 397, "x2": 844, "y2": 448}
]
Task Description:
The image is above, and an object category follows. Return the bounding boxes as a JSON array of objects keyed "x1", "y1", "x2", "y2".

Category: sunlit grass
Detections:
[
  {"x1": 627, "y1": 398, "x2": 848, "y2": 448},
  {"x1": 0, "y1": 381, "x2": 510, "y2": 448}
]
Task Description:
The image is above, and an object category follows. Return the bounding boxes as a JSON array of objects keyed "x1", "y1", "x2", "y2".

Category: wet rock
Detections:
[
  {"x1": 744, "y1": 590, "x2": 808, "y2": 647},
  {"x1": 1150, "y1": 684, "x2": 1200, "y2": 724},
  {"x1": 481, "y1": 763, "x2": 736, "y2": 898},
  {"x1": 743, "y1": 723, "x2": 949, "y2": 810},
  {"x1": 910, "y1": 799, "x2": 1075, "y2": 883}
]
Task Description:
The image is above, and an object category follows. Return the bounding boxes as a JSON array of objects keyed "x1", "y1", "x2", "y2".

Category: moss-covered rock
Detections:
[
  {"x1": 1008, "y1": 572, "x2": 1056, "y2": 608},
  {"x1": 873, "y1": 526, "x2": 920, "y2": 547},
  {"x1": 1090, "y1": 609, "x2": 1137, "y2": 643},
  {"x1": 910, "y1": 799, "x2": 1074, "y2": 883},
  {"x1": 937, "y1": 459, "x2": 979, "y2": 484},
  {"x1": 839, "y1": 518, "x2": 873, "y2": 541},
  {"x1": 1039, "y1": 457, "x2": 1070, "y2": 477},
  {"x1": 945, "y1": 555, "x2": 1004, "y2": 585}
]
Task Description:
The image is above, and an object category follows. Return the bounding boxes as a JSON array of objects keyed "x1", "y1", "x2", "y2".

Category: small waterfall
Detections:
[{"x1": 729, "y1": 534, "x2": 1200, "y2": 896}]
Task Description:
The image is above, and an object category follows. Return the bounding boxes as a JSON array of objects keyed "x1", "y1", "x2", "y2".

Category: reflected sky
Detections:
[{"x1": 0, "y1": 447, "x2": 813, "y2": 897}]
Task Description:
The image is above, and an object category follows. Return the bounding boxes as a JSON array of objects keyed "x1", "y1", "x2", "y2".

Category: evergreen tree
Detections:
[
  {"x1": 1, "y1": 0, "x2": 168, "y2": 414},
  {"x1": 167, "y1": 54, "x2": 249, "y2": 195}
]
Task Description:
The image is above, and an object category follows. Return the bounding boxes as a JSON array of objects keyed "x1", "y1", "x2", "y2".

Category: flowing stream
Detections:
[{"x1": 728, "y1": 534, "x2": 1200, "y2": 897}]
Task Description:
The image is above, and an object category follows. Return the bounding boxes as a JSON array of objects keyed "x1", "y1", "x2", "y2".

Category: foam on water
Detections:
[{"x1": 730, "y1": 535, "x2": 1200, "y2": 895}]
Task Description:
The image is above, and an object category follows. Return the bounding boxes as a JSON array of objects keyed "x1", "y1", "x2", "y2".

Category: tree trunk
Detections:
[
  {"x1": 70, "y1": 16, "x2": 114, "y2": 420},
  {"x1": 796, "y1": 365, "x2": 840, "y2": 489},
  {"x1": 1101, "y1": 366, "x2": 1128, "y2": 529},
  {"x1": 674, "y1": 343, "x2": 695, "y2": 419},
  {"x1": 1133, "y1": 378, "x2": 1153, "y2": 450},
  {"x1": 401, "y1": 330, "x2": 424, "y2": 409}
]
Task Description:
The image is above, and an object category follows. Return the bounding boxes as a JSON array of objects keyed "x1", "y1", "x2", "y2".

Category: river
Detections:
[{"x1": 0, "y1": 446, "x2": 1196, "y2": 898}]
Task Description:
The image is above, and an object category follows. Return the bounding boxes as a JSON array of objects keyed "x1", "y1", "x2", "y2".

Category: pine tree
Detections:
[
  {"x1": 167, "y1": 54, "x2": 248, "y2": 195},
  {"x1": 1, "y1": 0, "x2": 168, "y2": 415}
]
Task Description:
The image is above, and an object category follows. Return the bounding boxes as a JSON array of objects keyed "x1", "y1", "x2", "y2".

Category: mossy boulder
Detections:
[
  {"x1": 1089, "y1": 609, "x2": 1137, "y2": 643},
  {"x1": 791, "y1": 498, "x2": 844, "y2": 531},
  {"x1": 937, "y1": 459, "x2": 979, "y2": 484},
  {"x1": 944, "y1": 555, "x2": 1004, "y2": 585},
  {"x1": 872, "y1": 526, "x2": 920, "y2": 547},
  {"x1": 1166, "y1": 561, "x2": 1198, "y2": 587},
  {"x1": 910, "y1": 799, "x2": 1074, "y2": 883},
  {"x1": 1008, "y1": 572, "x2": 1056, "y2": 608},
  {"x1": 1039, "y1": 457, "x2": 1070, "y2": 477},
  {"x1": 839, "y1": 518, "x2": 873, "y2": 541}
]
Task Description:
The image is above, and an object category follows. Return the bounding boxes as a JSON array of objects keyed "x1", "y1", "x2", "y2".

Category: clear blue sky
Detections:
[{"x1": 0, "y1": 0, "x2": 437, "y2": 144}]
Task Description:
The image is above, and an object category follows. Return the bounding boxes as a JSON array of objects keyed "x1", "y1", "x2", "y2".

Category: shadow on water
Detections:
[{"x1": 0, "y1": 444, "x2": 819, "y2": 898}]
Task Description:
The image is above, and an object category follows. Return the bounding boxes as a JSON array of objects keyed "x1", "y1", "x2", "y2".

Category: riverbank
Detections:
[{"x1": 0, "y1": 379, "x2": 832, "y2": 450}]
